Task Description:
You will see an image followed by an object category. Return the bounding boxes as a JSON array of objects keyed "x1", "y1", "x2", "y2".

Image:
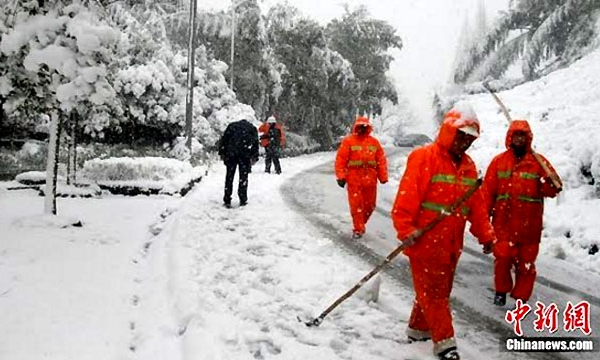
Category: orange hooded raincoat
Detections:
[
  {"x1": 391, "y1": 110, "x2": 495, "y2": 354},
  {"x1": 335, "y1": 116, "x2": 388, "y2": 235},
  {"x1": 483, "y1": 120, "x2": 561, "y2": 301}
]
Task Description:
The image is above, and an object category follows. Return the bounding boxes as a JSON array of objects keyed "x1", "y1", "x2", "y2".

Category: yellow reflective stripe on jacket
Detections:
[
  {"x1": 430, "y1": 174, "x2": 475, "y2": 186},
  {"x1": 461, "y1": 177, "x2": 477, "y2": 186},
  {"x1": 348, "y1": 160, "x2": 377, "y2": 168},
  {"x1": 496, "y1": 193, "x2": 542, "y2": 203},
  {"x1": 422, "y1": 201, "x2": 469, "y2": 215},
  {"x1": 431, "y1": 174, "x2": 456, "y2": 184},
  {"x1": 517, "y1": 195, "x2": 543, "y2": 203},
  {"x1": 367, "y1": 145, "x2": 378, "y2": 152},
  {"x1": 498, "y1": 171, "x2": 511, "y2": 179},
  {"x1": 520, "y1": 172, "x2": 539, "y2": 180},
  {"x1": 350, "y1": 145, "x2": 362, "y2": 151},
  {"x1": 496, "y1": 193, "x2": 510, "y2": 201},
  {"x1": 421, "y1": 201, "x2": 447, "y2": 212}
]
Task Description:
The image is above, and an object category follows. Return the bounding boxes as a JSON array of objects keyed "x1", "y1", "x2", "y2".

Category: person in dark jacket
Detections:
[{"x1": 217, "y1": 118, "x2": 259, "y2": 208}]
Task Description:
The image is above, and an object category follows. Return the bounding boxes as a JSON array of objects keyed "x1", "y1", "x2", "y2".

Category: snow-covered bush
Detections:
[
  {"x1": 15, "y1": 171, "x2": 48, "y2": 185},
  {"x1": 39, "y1": 183, "x2": 102, "y2": 198},
  {"x1": 82, "y1": 157, "x2": 192, "y2": 182},
  {"x1": 80, "y1": 157, "x2": 204, "y2": 196},
  {"x1": 113, "y1": 59, "x2": 179, "y2": 137},
  {"x1": 281, "y1": 132, "x2": 320, "y2": 157},
  {"x1": 168, "y1": 136, "x2": 205, "y2": 164}
]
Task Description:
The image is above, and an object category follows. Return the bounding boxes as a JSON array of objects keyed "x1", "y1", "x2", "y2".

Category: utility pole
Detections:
[
  {"x1": 230, "y1": 4, "x2": 235, "y2": 89},
  {"x1": 185, "y1": 0, "x2": 198, "y2": 153}
]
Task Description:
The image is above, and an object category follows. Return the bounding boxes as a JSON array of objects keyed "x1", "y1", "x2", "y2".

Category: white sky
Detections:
[{"x1": 197, "y1": 0, "x2": 511, "y2": 130}]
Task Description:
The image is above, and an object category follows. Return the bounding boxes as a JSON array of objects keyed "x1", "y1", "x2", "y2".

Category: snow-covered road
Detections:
[
  {"x1": 283, "y1": 151, "x2": 600, "y2": 360},
  {"x1": 1, "y1": 151, "x2": 597, "y2": 360}
]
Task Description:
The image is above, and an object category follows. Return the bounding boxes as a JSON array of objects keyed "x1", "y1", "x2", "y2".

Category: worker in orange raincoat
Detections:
[
  {"x1": 335, "y1": 116, "x2": 388, "y2": 239},
  {"x1": 391, "y1": 102, "x2": 496, "y2": 360},
  {"x1": 483, "y1": 120, "x2": 561, "y2": 307}
]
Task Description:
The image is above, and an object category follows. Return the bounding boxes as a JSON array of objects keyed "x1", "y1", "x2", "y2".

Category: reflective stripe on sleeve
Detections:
[
  {"x1": 517, "y1": 195, "x2": 543, "y2": 203},
  {"x1": 496, "y1": 193, "x2": 510, "y2": 201},
  {"x1": 498, "y1": 171, "x2": 511, "y2": 179},
  {"x1": 520, "y1": 172, "x2": 539, "y2": 180}
]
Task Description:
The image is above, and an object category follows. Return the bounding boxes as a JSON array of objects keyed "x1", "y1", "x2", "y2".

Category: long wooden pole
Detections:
[
  {"x1": 302, "y1": 179, "x2": 483, "y2": 327},
  {"x1": 482, "y1": 82, "x2": 562, "y2": 191}
]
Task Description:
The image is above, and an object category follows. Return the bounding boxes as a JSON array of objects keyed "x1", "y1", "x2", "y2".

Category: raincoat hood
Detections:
[
  {"x1": 352, "y1": 116, "x2": 373, "y2": 136},
  {"x1": 505, "y1": 120, "x2": 533, "y2": 150},
  {"x1": 436, "y1": 103, "x2": 481, "y2": 150}
]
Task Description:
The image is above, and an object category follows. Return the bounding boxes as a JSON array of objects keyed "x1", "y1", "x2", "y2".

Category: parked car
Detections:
[{"x1": 393, "y1": 133, "x2": 432, "y2": 147}]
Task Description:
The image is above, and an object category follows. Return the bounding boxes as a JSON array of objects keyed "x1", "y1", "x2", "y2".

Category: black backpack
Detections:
[{"x1": 267, "y1": 125, "x2": 281, "y2": 147}]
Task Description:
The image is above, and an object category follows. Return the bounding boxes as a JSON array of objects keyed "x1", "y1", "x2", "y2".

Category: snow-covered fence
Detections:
[{"x1": 81, "y1": 157, "x2": 204, "y2": 196}]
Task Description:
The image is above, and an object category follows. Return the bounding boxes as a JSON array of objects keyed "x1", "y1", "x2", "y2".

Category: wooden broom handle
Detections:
[{"x1": 482, "y1": 82, "x2": 562, "y2": 190}]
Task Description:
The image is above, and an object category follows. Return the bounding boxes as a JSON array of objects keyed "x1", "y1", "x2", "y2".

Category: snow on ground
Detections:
[
  {"x1": 0, "y1": 188, "x2": 179, "y2": 360},
  {"x1": 1, "y1": 154, "x2": 499, "y2": 360},
  {"x1": 130, "y1": 153, "x2": 439, "y2": 360}
]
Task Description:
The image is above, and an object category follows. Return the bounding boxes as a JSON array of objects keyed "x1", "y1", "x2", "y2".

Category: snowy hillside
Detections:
[{"x1": 462, "y1": 48, "x2": 600, "y2": 273}]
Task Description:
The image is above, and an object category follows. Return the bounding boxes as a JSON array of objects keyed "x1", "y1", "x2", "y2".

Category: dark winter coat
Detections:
[
  {"x1": 258, "y1": 122, "x2": 286, "y2": 149},
  {"x1": 218, "y1": 120, "x2": 259, "y2": 163}
]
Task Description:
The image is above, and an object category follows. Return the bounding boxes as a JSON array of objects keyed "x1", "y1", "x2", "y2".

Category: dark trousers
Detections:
[
  {"x1": 265, "y1": 146, "x2": 281, "y2": 174},
  {"x1": 223, "y1": 158, "x2": 251, "y2": 205}
]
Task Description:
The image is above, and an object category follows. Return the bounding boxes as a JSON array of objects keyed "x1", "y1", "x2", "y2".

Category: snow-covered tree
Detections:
[
  {"x1": 453, "y1": 0, "x2": 600, "y2": 83},
  {"x1": 326, "y1": 5, "x2": 402, "y2": 116}
]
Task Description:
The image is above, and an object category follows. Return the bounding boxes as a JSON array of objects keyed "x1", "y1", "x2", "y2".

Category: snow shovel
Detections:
[
  {"x1": 482, "y1": 81, "x2": 562, "y2": 191},
  {"x1": 300, "y1": 178, "x2": 483, "y2": 327}
]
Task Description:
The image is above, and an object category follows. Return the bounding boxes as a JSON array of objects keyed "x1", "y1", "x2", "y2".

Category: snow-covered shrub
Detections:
[
  {"x1": 15, "y1": 171, "x2": 47, "y2": 185},
  {"x1": 113, "y1": 59, "x2": 179, "y2": 137},
  {"x1": 82, "y1": 157, "x2": 191, "y2": 182},
  {"x1": 16, "y1": 140, "x2": 48, "y2": 170},
  {"x1": 15, "y1": 171, "x2": 64, "y2": 185},
  {"x1": 80, "y1": 157, "x2": 204, "y2": 196},
  {"x1": 39, "y1": 183, "x2": 102, "y2": 198},
  {"x1": 169, "y1": 136, "x2": 204, "y2": 162},
  {"x1": 0, "y1": 141, "x2": 48, "y2": 178},
  {"x1": 281, "y1": 132, "x2": 320, "y2": 157}
]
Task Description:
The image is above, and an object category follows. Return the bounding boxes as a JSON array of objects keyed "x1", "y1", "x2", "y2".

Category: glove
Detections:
[
  {"x1": 402, "y1": 229, "x2": 423, "y2": 247},
  {"x1": 251, "y1": 157, "x2": 258, "y2": 166},
  {"x1": 482, "y1": 242, "x2": 494, "y2": 255},
  {"x1": 337, "y1": 179, "x2": 346, "y2": 188}
]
